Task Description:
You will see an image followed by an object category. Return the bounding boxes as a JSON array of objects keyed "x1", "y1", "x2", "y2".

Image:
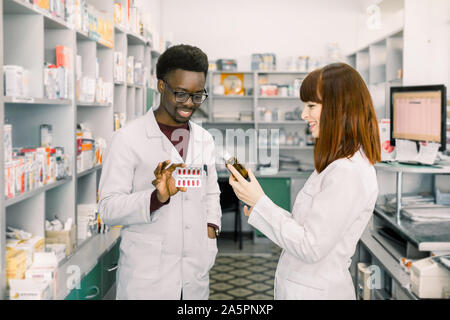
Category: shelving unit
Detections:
[
  {"x1": 0, "y1": 0, "x2": 157, "y2": 300},
  {"x1": 346, "y1": 28, "x2": 404, "y2": 119},
  {"x1": 201, "y1": 70, "x2": 313, "y2": 169}
]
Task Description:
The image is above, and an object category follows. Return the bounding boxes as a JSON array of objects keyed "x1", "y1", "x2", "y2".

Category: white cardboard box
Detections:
[{"x1": 9, "y1": 279, "x2": 52, "y2": 300}]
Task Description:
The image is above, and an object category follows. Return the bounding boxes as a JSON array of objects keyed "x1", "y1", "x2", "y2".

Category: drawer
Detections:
[
  {"x1": 101, "y1": 239, "x2": 121, "y2": 296},
  {"x1": 77, "y1": 263, "x2": 102, "y2": 300},
  {"x1": 64, "y1": 288, "x2": 78, "y2": 300}
]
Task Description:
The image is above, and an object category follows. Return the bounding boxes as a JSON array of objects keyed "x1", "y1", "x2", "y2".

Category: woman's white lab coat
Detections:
[
  {"x1": 98, "y1": 109, "x2": 222, "y2": 300},
  {"x1": 248, "y1": 150, "x2": 378, "y2": 300}
]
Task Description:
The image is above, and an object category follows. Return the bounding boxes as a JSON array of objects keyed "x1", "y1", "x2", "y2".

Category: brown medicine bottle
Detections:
[{"x1": 225, "y1": 156, "x2": 249, "y2": 180}]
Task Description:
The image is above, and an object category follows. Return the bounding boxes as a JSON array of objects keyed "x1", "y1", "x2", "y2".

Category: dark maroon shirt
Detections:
[{"x1": 150, "y1": 122, "x2": 190, "y2": 213}]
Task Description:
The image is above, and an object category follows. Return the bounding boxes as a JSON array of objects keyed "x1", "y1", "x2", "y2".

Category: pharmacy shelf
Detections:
[
  {"x1": 77, "y1": 101, "x2": 112, "y2": 108},
  {"x1": 0, "y1": 0, "x2": 159, "y2": 299},
  {"x1": 212, "y1": 95, "x2": 253, "y2": 100},
  {"x1": 258, "y1": 96, "x2": 299, "y2": 100},
  {"x1": 127, "y1": 32, "x2": 147, "y2": 45},
  {"x1": 206, "y1": 121, "x2": 255, "y2": 125},
  {"x1": 3, "y1": 97, "x2": 72, "y2": 105},
  {"x1": 280, "y1": 146, "x2": 314, "y2": 150},
  {"x1": 259, "y1": 146, "x2": 314, "y2": 150},
  {"x1": 5, "y1": 177, "x2": 73, "y2": 208},
  {"x1": 127, "y1": 83, "x2": 145, "y2": 89},
  {"x1": 114, "y1": 24, "x2": 148, "y2": 45},
  {"x1": 76, "y1": 165, "x2": 103, "y2": 179},
  {"x1": 4, "y1": 0, "x2": 73, "y2": 32},
  {"x1": 256, "y1": 71, "x2": 309, "y2": 74},
  {"x1": 346, "y1": 28, "x2": 404, "y2": 119},
  {"x1": 151, "y1": 50, "x2": 161, "y2": 58},
  {"x1": 206, "y1": 71, "x2": 313, "y2": 169},
  {"x1": 210, "y1": 71, "x2": 254, "y2": 74},
  {"x1": 257, "y1": 121, "x2": 306, "y2": 125}
]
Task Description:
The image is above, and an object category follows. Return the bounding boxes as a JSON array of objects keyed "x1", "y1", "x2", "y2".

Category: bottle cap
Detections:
[{"x1": 222, "y1": 150, "x2": 233, "y2": 161}]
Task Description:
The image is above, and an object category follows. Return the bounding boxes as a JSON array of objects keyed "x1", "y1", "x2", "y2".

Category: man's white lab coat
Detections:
[{"x1": 98, "y1": 109, "x2": 221, "y2": 300}]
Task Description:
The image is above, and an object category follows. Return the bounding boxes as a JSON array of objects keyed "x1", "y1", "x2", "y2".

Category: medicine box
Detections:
[
  {"x1": 9, "y1": 279, "x2": 52, "y2": 300},
  {"x1": 5, "y1": 162, "x2": 15, "y2": 199},
  {"x1": 45, "y1": 225, "x2": 77, "y2": 256},
  {"x1": 6, "y1": 248, "x2": 27, "y2": 283},
  {"x1": 4, "y1": 124, "x2": 12, "y2": 163},
  {"x1": 3, "y1": 65, "x2": 24, "y2": 97}
]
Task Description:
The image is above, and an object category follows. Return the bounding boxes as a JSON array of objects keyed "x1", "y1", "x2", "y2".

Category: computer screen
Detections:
[{"x1": 390, "y1": 85, "x2": 447, "y2": 151}]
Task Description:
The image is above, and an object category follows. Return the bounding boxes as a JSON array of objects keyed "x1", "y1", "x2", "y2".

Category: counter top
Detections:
[
  {"x1": 56, "y1": 228, "x2": 121, "y2": 300},
  {"x1": 375, "y1": 162, "x2": 450, "y2": 174},
  {"x1": 374, "y1": 206, "x2": 450, "y2": 251},
  {"x1": 359, "y1": 225, "x2": 418, "y2": 300},
  {"x1": 217, "y1": 170, "x2": 313, "y2": 179}
]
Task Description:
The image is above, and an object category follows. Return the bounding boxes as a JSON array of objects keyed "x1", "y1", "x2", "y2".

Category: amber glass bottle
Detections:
[{"x1": 225, "y1": 156, "x2": 249, "y2": 180}]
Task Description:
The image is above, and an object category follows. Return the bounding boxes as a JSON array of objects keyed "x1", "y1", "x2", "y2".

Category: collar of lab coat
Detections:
[
  {"x1": 145, "y1": 107, "x2": 203, "y2": 142},
  {"x1": 144, "y1": 107, "x2": 206, "y2": 164}
]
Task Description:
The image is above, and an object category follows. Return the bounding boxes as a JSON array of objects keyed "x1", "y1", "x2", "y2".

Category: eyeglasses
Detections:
[{"x1": 163, "y1": 81, "x2": 208, "y2": 104}]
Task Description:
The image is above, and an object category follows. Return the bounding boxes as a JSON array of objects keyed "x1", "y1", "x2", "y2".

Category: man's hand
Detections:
[
  {"x1": 152, "y1": 161, "x2": 187, "y2": 203},
  {"x1": 208, "y1": 226, "x2": 217, "y2": 239}
]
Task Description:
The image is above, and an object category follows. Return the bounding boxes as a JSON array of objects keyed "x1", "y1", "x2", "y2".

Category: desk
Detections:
[{"x1": 375, "y1": 162, "x2": 450, "y2": 224}]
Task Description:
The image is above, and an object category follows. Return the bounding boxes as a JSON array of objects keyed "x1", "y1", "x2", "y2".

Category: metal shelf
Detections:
[
  {"x1": 257, "y1": 71, "x2": 309, "y2": 74},
  {"x1": 76, "y1": 165, "x2": 103, "y2": 179},
  {"x1": 212, "y1": 95, "x2": 253, "y2": 99},
  {"x1": 5, "y1": 177, "x2": 73, "y2": 208},
  {"x1": 258, "y1": 96, "x2": 299, "y2": 100},
  {"x1": 205, "y1": 121, "x2": 255, "y2": 125},
  {"x1": 259, "y1": 146, "x2": 314, "y2": 150},
  {"x1": 77, "y1": 101, "x2": 112, "y2": 108},
  {"x1": 3, "y1": 96, "x2": 72, "y2": 105},
  {"x1": 257, "y1": 120, "x2": 306, "y2": 125}
]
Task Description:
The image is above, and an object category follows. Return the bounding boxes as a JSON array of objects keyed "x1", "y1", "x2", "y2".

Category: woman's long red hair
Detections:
[{"x1": 300, "y1": 63, "x2": 381, "y2": 173}]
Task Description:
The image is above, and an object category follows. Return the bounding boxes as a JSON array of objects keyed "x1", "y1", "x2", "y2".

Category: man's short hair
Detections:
[{"x1": 156, "y1": 44, "x2": 209, "y2": 81}]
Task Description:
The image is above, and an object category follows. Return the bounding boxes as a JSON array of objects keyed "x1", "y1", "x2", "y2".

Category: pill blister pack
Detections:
[{"x1": 175, "y1": 167, "x2": 203, "y2": 188}]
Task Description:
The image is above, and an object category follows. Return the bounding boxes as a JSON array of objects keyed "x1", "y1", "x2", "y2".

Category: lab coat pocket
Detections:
[
  {"x1": 119, "y1": 230, "x2": 163, "y2": 280},
  {"x1": 285, "y1": 273, "x2": 327, "y2": 300},
  {"x1": 207, "y1": 237, "x2": 218, "y2": 270}
]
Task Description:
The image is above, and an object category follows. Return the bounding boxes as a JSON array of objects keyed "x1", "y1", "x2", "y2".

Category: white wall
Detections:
[
  {"x1": 160, "y1": 0, "x2": 360, "y2": 69},
  {"x1": 403, "y1": 0, "x2": 450, "y2": 88},
  {"x1": 134, "y1": 0, "x2": 162, "y2": 36},
  {"x1": 351, "y1": 0, "x2": 404, "y2": 53}
]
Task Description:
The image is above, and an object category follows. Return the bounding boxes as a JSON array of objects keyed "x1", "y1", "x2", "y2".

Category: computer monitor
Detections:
[{"x1": 390, "y1": 85, "x2": 447, "y2": 151}]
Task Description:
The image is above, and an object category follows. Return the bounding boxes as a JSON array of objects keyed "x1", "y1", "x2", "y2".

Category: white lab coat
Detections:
[
  {"x1": 248, "y1": 150, "x2": 378, "y2": 300},
  {"x1": 98, "y1": 109, "x2": 222, "y2": 300}
]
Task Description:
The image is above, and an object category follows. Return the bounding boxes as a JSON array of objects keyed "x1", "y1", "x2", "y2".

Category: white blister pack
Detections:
[{"x1": 175, "y1": 167, "x2": 203, "y2": 188}]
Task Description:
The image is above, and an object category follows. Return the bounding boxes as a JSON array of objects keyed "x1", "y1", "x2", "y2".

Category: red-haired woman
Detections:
[{"x1": 228, "y1": 63, "x2": 381, "y2": 300}]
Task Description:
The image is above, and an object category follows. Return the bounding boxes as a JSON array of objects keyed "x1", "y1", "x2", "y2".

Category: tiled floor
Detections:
[{"x1": 209, "y1": 237, "x2": 281, "y2": 300}]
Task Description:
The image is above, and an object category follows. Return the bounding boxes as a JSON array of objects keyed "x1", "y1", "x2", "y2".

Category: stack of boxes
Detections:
[
  {"x1": 4, "y1": 124, "x2": 71, "y2": 201},
  {"x1": 4, "y1": 227, "x2": 51, "y2": 299},
  {"x1": 77, "y1": 204, "x2": 98, "y2": 241},
  {"x1": 114, "y1": 51, "x2": 125, "y2": 83},
  {"x1": 76, "y1": 55, "x2": 113, "y2": 104},
  {"x1": 87, "y1": 4, "x2": 114, "y2": 48},
  {"x1": 76, "y1": 124, "x2": 106, "y2": 173},
  {"x1": 3, "y1": 66, "x2": 30, "y2": 98},
  {"x1": 44, "y1": 45, "x2": 73, "y2": 100}
]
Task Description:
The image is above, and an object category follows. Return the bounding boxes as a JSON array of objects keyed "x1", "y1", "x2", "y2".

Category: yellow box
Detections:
[
  {"x1": 35, "y1": 0, "x2": 50, "y2": 11},
  {"x1": 6, "y1": 248, "x2": 27, "y2": 282}
]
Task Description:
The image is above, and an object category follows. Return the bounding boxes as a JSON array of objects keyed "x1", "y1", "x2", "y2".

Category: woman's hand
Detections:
[
  {"x1": 227, "y1": 164, "x2": 265, "y2": 215},
  {"x1": 152, "y1": 161, "x2": 187, "y2": 203}
]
